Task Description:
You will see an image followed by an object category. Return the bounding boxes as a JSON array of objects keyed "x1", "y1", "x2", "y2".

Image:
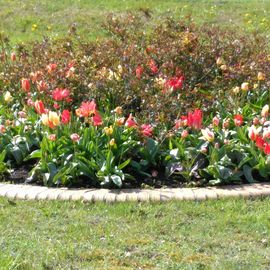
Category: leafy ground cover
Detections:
[{"x1": 0, "y1": 197, "x2": 269, "y2": 269}]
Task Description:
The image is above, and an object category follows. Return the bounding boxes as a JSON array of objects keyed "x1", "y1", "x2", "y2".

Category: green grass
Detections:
[
  {"x1": 0, "y1": 197, "x2": 269, "y2": 269},
  {"x1": 1, "y1": 0, "x2": 270, "y2": 43}
]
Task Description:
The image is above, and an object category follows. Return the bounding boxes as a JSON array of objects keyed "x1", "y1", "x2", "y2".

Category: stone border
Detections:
[{"x1": 0, "y1": 182, "x2": 270, "y2": 202}]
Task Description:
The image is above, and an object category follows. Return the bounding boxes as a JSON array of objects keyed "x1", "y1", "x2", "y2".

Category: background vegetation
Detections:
[{"x1": 1, "y1": 0, "x2": 270, "y2": 43}]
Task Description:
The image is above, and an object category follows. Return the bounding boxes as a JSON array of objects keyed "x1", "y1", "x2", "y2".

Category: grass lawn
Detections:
[
  {"x1": 1, "y1": 0, "x2": 270, "y2": 43},
  {"x1": 0, "y1": 197, "x2": 269, "y2": 269}
]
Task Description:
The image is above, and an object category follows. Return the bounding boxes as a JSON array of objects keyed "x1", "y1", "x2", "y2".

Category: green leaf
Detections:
[
  {"x1": 243, "y1": 165, "x2": 255, "y2": 183},
  {"x1": 26, "y1": 149, "x2": 42, "y2": 160},
  {"x1": 118, "y1": 158, "x2": 131, "y2": 170},
  {"x1": 11, "y1": 146, "x2": 23, "y2": 164},
  {"x1": 110, "y1": 174, "x2": 122, "y2": 187}
]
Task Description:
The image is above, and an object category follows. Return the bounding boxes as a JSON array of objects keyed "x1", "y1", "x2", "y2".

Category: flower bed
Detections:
[{"x1": 0, "y1": 14, "x2": 270, "y2": 188}]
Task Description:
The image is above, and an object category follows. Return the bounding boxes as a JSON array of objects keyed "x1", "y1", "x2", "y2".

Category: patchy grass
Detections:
[
  {"x1": 0, "y1": 197, "x2": 269, "y2": 269},
  {"x1": 1, "y1": 0, "x2": 270, "y2": 43}
]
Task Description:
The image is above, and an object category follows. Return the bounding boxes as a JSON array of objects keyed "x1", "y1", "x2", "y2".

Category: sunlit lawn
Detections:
[
  {"x1": 1, "y1": 0, "x2": 270, "y2": 43},
  {"x1": 0, "y1": 197, "x2": 269, "y2": 269}
]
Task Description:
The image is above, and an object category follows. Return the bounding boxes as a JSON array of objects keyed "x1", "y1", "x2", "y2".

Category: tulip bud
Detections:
[
  {"x1": 232, "y1": 86, "x2": 240, "y2": 94},
  {"x1": 10, "y1": 52, "x2": 16, "y2": 61},
  {"x1": 261, "y1": 105, "x2": 269, "y2": 118},
  {"x1": 113, "y1": 106, "x2": 122, "y2": 115},
  {"x1": 115, "y1": 117, "x2": 125, "y2": 126},
  {"x1": 70, "y1": 133, "x2": 80, "y2": 142},
  {"x1": 21, "y1": 78, "x2": 31, "y2": 92},
  {"x1": 109, "y1": 138, "x2": 116, "y2": 146},
  {"x1": 260, "y1": 117, "x2": 266, "y2": 125},
  {"x1": 104, "y1": 126, "x2": 113, "y2": 136},
  {"x1": 216, "y1": 57, "x2": 225, "y2": 66},
  {"x1": 200, "y1": 147, "x2": 208, "y2": 154},
  {"x1": 4, "y1": 91, "x2": 13, "y2": 103},
  {"x1": 212, "y1": 116, "x2": 220, "y2": 127},
  {"x1": 201, "y1": 128, "x2": 215, "y2": 142},
  {"x1": 48, "y1": 134, "x2": 56, "y2": 141},
  {"x1": 18, "y1": 111, "x2": 27, "y2": 118},
  {"x1": 257, "y1": 72, "x2": 266, "y2": 81},
  {"x1": 220, "y1": 64, "x2": 227, "y2": 71},
  {"x1": 214, "y1": 142, "x2": 220, "y2": 149},
  {"x1": 0, "y1": 125, "x2": 6, "y2": 133},
  {"x1": 222, "y1": 119, "x2": 230, "y2": 129},
  {"x1": 181, "y1": 130, "x2": 189, "y2": 139},
  {"x1": 241, "y1": 82, "x2": 249, "y2": 91},
  {"x1": 253, "y1": 117, "x2": 260, "y2": 125}
]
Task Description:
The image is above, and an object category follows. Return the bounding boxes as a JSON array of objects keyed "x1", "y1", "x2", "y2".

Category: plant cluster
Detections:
[{"x1": 0, "y1": 14, "x2": 270, "y2": 187}]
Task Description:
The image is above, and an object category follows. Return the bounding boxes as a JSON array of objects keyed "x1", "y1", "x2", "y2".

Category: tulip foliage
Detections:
[{"x1": 0, "y1": 15, "x2": 270, "y2": 187}]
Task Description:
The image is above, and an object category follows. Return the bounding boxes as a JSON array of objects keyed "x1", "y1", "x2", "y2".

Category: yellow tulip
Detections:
[{"x1": 4, "y1": 91, "x2": 13, "y2": 103}]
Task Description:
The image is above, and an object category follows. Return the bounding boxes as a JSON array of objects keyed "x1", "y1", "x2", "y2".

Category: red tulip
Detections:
[
  {"x1": 10, "y1": 52, "x2": 16, "y2": 61},
  {"x1": 256, "y1": 136, "x2": 266, "y2": 150},
  {"x1": 61, "y1": 110, "x2": 71, "y2": 124},
  {"x1": 141, "y1": 124, "x2": 153, "y2": 137},
  {"x1": 47, "y1": 63, "x2": 57, "y2": 74},
  {"x1": 21, "y1": 78, "x2": 30, "y2": 92},
  {"x1": 136, "y1": 66, "x2": 144, "y2": 79},
  {"x1": 149, "y1": 59, "x2": 158, "y2": 74},
  {"x1": 92, "y1": 112, "x2": 103, "y2": 126},
  {"x1": 77, "y1": 101, "x2": 97, "y2": 117},
  {"x1": 125, "y1": 114, "x2": 137, "y2": 128},
  {"x1": 264, "y1": 143, "x2": 270, "y2": 155},
  {"x1": 234, "y1": 114, "x2": 243, "y2": 126},
  {"x1": 165, "y1": 75, "x2": 184, "y2": 92},
  {"x1": 187, "y1": 109, "x2": 203, "y2": 130},
  {"x1": 52, "y1": 88, "x2": 71, "y2": 102},
  {"x1": 34, "y1": 100, "x2": 46, "y2": 115}
]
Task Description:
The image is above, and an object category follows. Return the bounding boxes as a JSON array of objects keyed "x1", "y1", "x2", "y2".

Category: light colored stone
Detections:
[
  {"x1": 92, "y1": 189, "x2": 110, "y2": 202},
  {"x1": 0, "y1": 182, "x2": 270, "y2": 202},
  {"x1": 25, "y1": 187, "x2": 48, "y2": 200},
  {"x1": 149, "y1": 190, "x2": 161, "y2": 201},
  {"x1": 104, "y1": 192, "x2": 117, "y2": 203},
  {"x1": 180, "y1": 188, "x2": 196, "y2": 200},
  {"x1": 82, "y1": 189, "x2": 97, "y2": 202},
  {"x1": 0, "y1": 184, "x2": 20, "y2": 197},
  {"x1": 57, "y1": 189, "x2": 76, "y2": 200},
  {"x1": 69, "y1": 190, "x2": 88, "y2": 201},
  {"x1": 115, "y1": 192, "x2": 128, "y2": 202}
]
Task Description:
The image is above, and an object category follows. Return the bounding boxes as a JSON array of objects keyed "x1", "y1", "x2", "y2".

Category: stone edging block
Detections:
[{"x1": 0, "y1": 182, "x2": 269, "y2": 202}]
